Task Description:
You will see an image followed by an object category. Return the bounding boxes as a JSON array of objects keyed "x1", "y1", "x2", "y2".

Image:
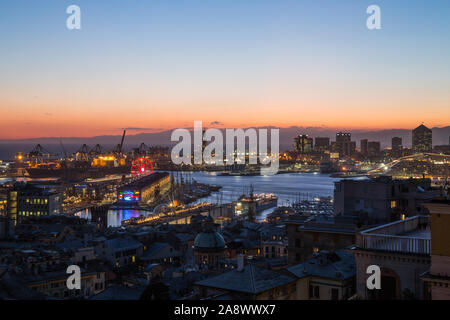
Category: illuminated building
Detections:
[
  {"x1": 335, "y1": 132, "x2": 356, "y2": 157},
  {"x1": 7, "y1": 184, "x2": 62, "y2": 225},
  {"x1": 0, "y1": 196, "x2": 6, "y2": 216},
  {"x1": 0, "y1": 196, "x2": 12, "y2": 239},
  {"x1": 92, "y1": 155, "x2": 125, "y2": 167},
  {"x1": 294, "y1": 135, "x2": 313, "y2": 153},
  {"x1": 412, "y1": 124, "x2": 432, "y2": 153},
  {"x1": 117, "y1": 172, "x2": 170, "y2": 204}
]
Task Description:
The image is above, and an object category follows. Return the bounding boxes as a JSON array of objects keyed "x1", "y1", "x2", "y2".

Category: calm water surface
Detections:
[
  {"x1": 4, "y1": 172, "x2": 354, "y2": 227},
  {"x1": 79, "y1": 172, "x2": 342, "y2": 226}
]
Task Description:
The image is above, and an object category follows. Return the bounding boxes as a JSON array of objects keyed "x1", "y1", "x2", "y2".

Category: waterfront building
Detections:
[
  {"x1": 6, "y1": 183, "x2": 62, "y2": 225},
  {"x1": 314, "y1": 137, "x2": 330, "y2": 152},
  {"x1": 117, "y1": 172, "x2": 170, "y2": 204},
  {"x1": 412, "y1": 124, "x2": 432, "y2": 153},
  {"x1": 293, "y1": 135, "x2": 314, "y2": 153},
  {"x1": 335, "y1": 132, "x2": 356, "y2": 157},
  {"x1": 334, "y1": 176, "x2": 439, "y2": 224}
]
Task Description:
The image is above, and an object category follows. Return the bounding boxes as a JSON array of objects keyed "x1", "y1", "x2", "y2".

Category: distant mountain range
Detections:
[{"x1": 1, "y1": 126, "x2": 449, "y2": 152}]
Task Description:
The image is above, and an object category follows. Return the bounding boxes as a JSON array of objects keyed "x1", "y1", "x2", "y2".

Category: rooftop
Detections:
[
  {"x1": 105, "y1": 238, "x2": 142, "y2": 252},
  {"x1": 118, "y1": 172, "x2": 169, "y2": 191},
  {"x1": 195, "y1": 264, "x2": 296, "y2": 294},
  {"x1": 287, "y1": 249, "x2": 355, "y2": 280},
  {"x1": 357, "y1": 216, "x2": 430, "y2": 255}
]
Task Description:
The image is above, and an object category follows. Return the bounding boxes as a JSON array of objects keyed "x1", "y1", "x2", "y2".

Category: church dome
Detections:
[{"x1": 194, "y1": 231, "x2": 225, "y2": 250}]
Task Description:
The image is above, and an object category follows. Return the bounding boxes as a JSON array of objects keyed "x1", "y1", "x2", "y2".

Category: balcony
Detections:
[{"x1": 357, "y1": 216, "x2": 430, "y2": 255}]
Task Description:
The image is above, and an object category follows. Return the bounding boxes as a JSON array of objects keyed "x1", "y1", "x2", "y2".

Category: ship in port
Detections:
[{"x1": 234, "y1": 186, "x2": 278, "y2": 219}]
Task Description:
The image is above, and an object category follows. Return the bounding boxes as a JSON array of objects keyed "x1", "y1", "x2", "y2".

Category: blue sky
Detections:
[{"x1": 0, "y1": 0, "x2": 449, "y2": 138}]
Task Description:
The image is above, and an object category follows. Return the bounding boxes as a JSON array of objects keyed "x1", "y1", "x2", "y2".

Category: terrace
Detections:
[{"x1": 357, "y1": 216, "x2": 430, "y2": 255}]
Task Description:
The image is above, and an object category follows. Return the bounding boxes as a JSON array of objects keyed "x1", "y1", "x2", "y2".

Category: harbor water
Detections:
[{"x1": 78, "y1": 172, "x2": 343, "y2": 227}]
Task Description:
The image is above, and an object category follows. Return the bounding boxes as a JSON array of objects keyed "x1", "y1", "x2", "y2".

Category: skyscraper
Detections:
[
  {"x1": 360, "y1": 139, "x2": 368, "y2": 157},
  {"x1": 412, "y1": 124, "x2": 432, "y2": 153},
  {"x1": 368, "y1": 141, "x2": 381, "y2": 157},
  {"x1": 293, "y1": 135, "x2": 313, "y2": 153},
  {"x1": 392, "y1": 137, "x2": 402, "y2": 151},
  {"x1": 335, "y1": 132, "x2": 355, "y2": 157},
  {"x1": 314, "y1": 137, "x2": 330, "y2": 152}
]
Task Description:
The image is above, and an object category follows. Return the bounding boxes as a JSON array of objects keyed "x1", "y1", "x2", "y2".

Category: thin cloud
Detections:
[{"x1": 122, "y1": 127, "x2": 164, "y2": 131}]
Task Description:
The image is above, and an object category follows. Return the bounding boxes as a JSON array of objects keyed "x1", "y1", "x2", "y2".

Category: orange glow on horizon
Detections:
[{"x1": 1, "y1": 94, "x2": 449, "y2": 139}]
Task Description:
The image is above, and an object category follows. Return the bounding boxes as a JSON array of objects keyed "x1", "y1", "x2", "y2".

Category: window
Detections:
[
  {"x1": 309, "y1": 285, "x2": 320, "y2": 299},
  {"x1": 331, "y1": 288, "x2": 339, "y2": 300}
]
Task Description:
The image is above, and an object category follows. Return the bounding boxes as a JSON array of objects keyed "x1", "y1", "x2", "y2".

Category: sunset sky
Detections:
[{"x1": 1, "y1": 0, "x2": 450, "y2": 139}]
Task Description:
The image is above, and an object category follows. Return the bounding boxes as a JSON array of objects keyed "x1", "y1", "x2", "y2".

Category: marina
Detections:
[{"x1": 73, "y1": 172, "x2": 339, "y2": 227}]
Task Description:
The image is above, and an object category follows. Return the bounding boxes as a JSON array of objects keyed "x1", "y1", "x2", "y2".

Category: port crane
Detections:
[
  {"x1": 75, "y1": 144, "x2": 90, "y2": 161},
  {"x1": 90, "y1": 144, "x2": 103, "y2": 156},
  {"x1": 26, "y1": 144, "x2": 58, "y2": 165},
  {"x1": 113, "y1": 130, "x2": 126, "y2": 155},
  {"x1": 132, "y1": 142, "x2": 149, "y2": 157},
  {"x1": 59, "y1": 140, "x2": 68, "y2": 159}
]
